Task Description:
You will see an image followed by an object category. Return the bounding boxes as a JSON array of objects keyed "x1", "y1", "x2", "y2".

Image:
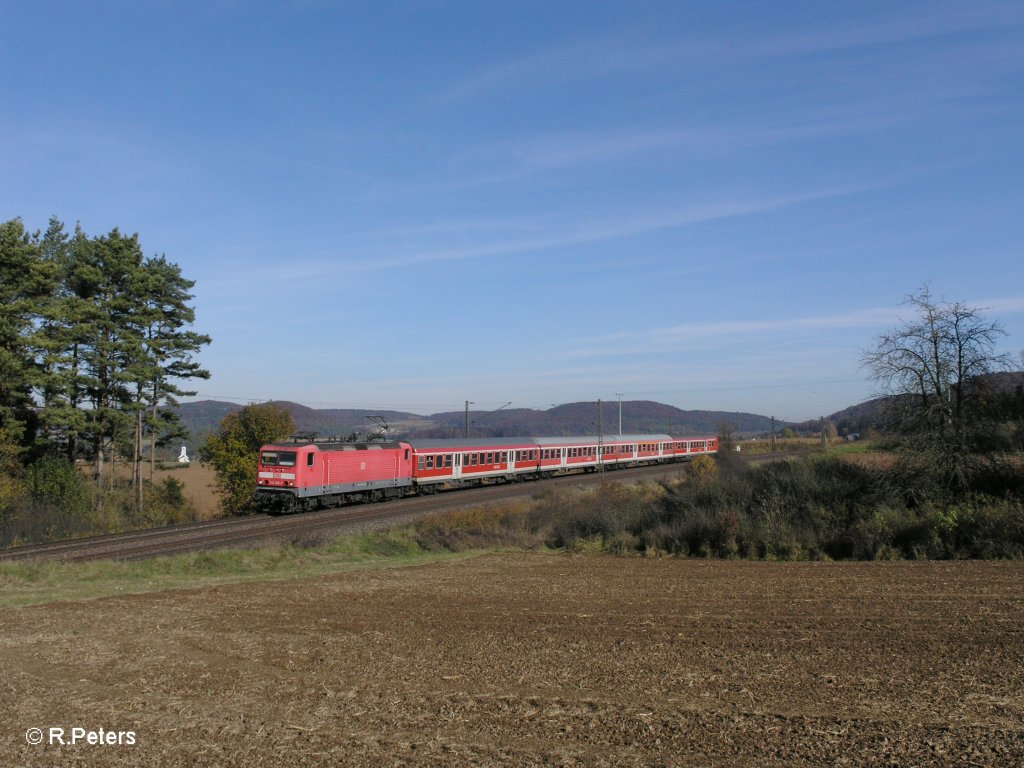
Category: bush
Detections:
[
  {"x1": 414, "y1": 502, "x2": 540, "y2": 551},
  {"x1": 1, "y1": 457, "x2": 92, "y2": 546},
  {"x1": 0, "y1": 457, "x2": 200, "y2": 546}
]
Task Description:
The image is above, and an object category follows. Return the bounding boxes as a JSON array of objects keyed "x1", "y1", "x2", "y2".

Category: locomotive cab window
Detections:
[
  {"x1": 306, "y1": 454, "x2": 315, "y2": 467},
  {"x1": 261, "y1": 451, "x2": 297, "y2": 467}
]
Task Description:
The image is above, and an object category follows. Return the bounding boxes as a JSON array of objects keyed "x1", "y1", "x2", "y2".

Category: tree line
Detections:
[{"x1": 1, "y1": 216, "x2": 209, "y2": 533}]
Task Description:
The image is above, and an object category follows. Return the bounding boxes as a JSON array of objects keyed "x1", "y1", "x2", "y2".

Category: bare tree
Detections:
[{"x1": 862, "y1": 285, "x2": 1011, "y2": 489}]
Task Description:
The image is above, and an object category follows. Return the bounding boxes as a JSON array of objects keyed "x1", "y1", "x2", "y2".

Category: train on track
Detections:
[{"x1": 256, "y1": 433, "x2": 718, "y2": 513}]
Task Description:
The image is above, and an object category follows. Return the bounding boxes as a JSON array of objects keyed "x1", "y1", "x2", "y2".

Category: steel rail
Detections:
[{"x1": 1, "y1": 451, "x2": 801, "y2": 563}]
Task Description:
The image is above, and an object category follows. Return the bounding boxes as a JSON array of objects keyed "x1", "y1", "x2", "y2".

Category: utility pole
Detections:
[
  {"x1": 771, "y1": 416, "x2": 776, "y2": 453},
  {"x1": 598, "y1": 399, "x2": 605, "y2": 479},
  {"x1": 616, "y1": 393, "x2": 624, "y2": 435},
  {"x1": 468, "y1": 401, "x2": 512, "y2": 437},
  {"x1": 820, "y1": 416, "x2": 826, "y2": 447}
]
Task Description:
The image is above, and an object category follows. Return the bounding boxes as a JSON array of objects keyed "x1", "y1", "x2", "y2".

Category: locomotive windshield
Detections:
[{"x1": 260, "y1": 450, "x2": 297, "y2": 467}]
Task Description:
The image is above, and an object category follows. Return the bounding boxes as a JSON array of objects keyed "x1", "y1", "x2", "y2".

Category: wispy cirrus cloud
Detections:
[
  {"x1": 575, "y1": 308, "x2": 902, "y2": 359},
  {"x1": 240, "y1": 181, "x2": 880, "y2": 281},
  {"x1": 443, "y1": 3, "x2": 1022, "y2": 102},
  {"x1": 577, "y1": 295, "x2": 1024, "y2": 360}
]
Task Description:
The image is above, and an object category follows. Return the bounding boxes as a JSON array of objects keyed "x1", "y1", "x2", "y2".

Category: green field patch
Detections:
[{"x1": 0, "y1": 530, "x2": 477, "y2": 608}]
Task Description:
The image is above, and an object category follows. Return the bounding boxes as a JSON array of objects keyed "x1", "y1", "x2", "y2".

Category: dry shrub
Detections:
[{"x1": 414, "y1": 501, "x2": 541, "y2": 551}]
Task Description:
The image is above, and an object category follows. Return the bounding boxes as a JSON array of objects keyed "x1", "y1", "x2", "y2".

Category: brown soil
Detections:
[{"x1": 4, "y1": 555, "x2": 1023, "y2": 766}]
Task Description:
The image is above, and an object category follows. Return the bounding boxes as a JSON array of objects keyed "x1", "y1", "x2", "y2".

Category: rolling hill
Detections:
[{"x1": 176, "y1": 399, "x2": 787, "y2": 447}]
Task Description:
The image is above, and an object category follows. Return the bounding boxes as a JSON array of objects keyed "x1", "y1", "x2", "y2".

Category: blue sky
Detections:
[{"x1": 3, "y1": 1, "x2": 1023, "y2": 422}]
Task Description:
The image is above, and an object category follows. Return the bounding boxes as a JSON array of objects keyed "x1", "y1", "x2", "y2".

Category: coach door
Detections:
[{"x1": 453, "y1": 452, "x2": 462, "y2": 481}]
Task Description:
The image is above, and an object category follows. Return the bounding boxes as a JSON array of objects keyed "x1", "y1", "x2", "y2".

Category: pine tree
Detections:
[
  {"x1": 130, "y1": 255, "x2": 210, "y2": 511},
  {"x1": 0, "y1": 218, "x2": 58, "y2": 448}
]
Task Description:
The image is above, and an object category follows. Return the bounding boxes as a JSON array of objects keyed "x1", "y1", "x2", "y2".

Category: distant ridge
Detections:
[
  {"x1": 176, "y1": 399, "x2": 788, "y2": 446},
  {"x1": 790, "y1": 371, "x2": 1024, "y2": 437}
]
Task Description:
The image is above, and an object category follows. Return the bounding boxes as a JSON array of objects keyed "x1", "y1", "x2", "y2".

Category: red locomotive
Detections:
[{"x1": 256, "y1": 433, "x2": 718, "y2": 513}]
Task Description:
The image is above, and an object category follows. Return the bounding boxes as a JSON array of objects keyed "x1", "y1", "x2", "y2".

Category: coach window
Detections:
[
  {"x1": 445, "y1": 455, "x2": 453, "y2": 468},
  {"x1": 426, "y1": 456, "x2": 434, "y2": 469},
  {"x1": 418, "y1": 456, "x2": 425, "y2": 470}
]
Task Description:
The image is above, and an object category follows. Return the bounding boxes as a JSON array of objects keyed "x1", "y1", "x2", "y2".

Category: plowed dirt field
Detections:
[{"x1": 4, "y1": 554, "x2": 1023, "y2": 766}]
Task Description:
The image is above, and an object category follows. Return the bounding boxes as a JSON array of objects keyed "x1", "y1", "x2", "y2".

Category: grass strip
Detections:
[{"x1": 0, "y1": 527, "x2": 477, "y2": 608}]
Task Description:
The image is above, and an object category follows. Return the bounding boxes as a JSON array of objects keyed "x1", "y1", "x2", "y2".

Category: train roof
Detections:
[
  {"x1": 262, "y1": 433, "x2": 705, "y2": 452},
  {"x1": 406, "y1": 434, "x2": 675, "y2": 450},
  {"x1": 405, "y1": 437, "x2": 536, "y2": 450},
  {"x1": 263, "y1": 441, "x2": 406, "y2": 451},
  {"x1": 536, "y1": 434, "x2": 673, "y2": 445}
]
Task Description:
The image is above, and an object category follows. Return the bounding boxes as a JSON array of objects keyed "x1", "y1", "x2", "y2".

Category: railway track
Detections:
[{"x1": 0, "y1": 451, "x2": 800, "y2": 563}]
